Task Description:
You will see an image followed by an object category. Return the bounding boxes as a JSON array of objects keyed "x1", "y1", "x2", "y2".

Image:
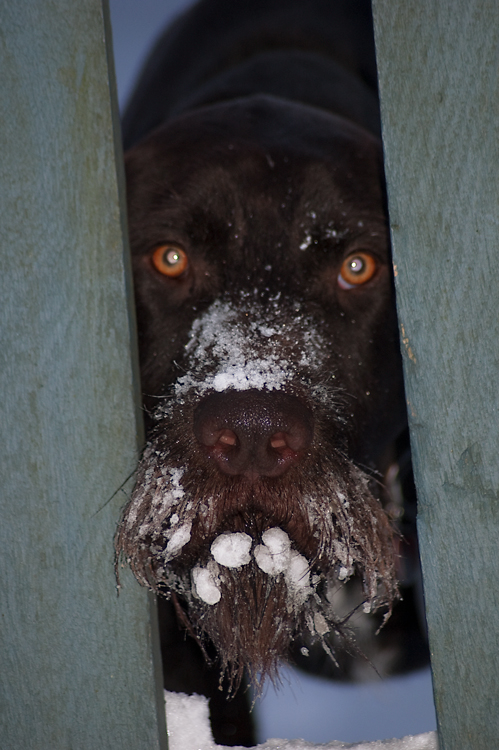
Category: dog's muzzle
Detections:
[{"x1": 115, "y1": 296, "x2": 398, "y2": 688}]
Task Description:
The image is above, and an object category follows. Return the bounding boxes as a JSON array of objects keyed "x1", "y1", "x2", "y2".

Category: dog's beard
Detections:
[{"x1": 115, "y1": 403, "x2": 397, "y2": 691}]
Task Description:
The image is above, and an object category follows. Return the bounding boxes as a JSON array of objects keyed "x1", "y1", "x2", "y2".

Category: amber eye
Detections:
[
  {"x1": 152, "y1": 245, "x2": 188, "y2": 277},
  {"x1": 338, "y1": 252, "x2": 377, "y2": 289}
]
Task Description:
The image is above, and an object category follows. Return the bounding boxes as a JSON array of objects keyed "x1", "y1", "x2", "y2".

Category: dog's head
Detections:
[{"x1": 116, "y1": 95, "x2": 408, "y2": 689}]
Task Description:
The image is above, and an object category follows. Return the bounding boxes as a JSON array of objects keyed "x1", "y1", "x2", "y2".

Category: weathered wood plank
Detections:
[
  {"x1": 0, "y1": 1, "x2": 167, "y2": 747},
  {"x1": 372, "y1": 2, "x2": 499, "y2": 748}
]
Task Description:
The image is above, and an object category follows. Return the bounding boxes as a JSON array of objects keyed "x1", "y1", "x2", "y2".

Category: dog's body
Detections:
[{"x1": 117, "y1": 1, "x2": 428, "y2": 745}]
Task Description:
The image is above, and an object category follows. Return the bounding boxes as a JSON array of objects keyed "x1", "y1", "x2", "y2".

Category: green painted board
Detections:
[
  {"x1": 372, "y1": 2, "x2": 499, "y2": 748},
  {"x1": 0, "y1": 1, "x2": 167, "y2": 747}
]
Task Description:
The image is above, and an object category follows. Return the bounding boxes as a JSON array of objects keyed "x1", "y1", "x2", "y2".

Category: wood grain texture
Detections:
[
  {"x1": 372, "y1": 2, "x2": 499, "y2": 748},
  {"x1": 0, "y1": 1, "x2": 167, "y2": 747}
]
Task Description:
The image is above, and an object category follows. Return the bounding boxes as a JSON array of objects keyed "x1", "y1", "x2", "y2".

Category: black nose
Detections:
[{"x1": 193, "y1": 390, "x2": 314, "y2": 479}]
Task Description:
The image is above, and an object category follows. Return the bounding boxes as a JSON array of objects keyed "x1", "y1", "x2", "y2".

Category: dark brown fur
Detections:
[{"x1": 115, "y1": 0, "x2": 428, "y2": 745}]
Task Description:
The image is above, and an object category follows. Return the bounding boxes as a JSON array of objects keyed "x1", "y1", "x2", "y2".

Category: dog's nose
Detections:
[{"x1": 193, "y1": 390, "x2": 313, "y2": 479}]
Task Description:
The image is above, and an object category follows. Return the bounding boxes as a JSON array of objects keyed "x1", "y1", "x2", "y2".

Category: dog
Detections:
[{"x1": 115, "y1": 0, "x2": 429, "y2": 745}]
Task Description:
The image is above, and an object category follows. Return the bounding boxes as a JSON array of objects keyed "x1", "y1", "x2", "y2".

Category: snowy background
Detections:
[{"x1": 107, "y1": 0, "x2": 437, "y2": 745}]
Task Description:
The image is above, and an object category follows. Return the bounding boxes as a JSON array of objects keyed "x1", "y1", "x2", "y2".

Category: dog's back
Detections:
[{"x1": 122, "y1": 0, "x2": 380, "y2": 149}]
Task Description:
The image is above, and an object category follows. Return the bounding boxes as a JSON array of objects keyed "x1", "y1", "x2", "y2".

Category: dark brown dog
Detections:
[{"x1": 116, "y1": 0, "x2": 428, "y2": 745}]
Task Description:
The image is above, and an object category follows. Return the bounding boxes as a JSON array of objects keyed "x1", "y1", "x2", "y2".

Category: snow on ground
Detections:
[
  {"x1": 256, "y1": 666, "x2": 436, "y2": 744},
  {"x1": 165, "y1": 691, "x2": 437, "y2": 750}
]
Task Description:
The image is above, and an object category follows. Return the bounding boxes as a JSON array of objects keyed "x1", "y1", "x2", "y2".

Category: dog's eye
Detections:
[
  {"x1": 152, "y1": 244, "x2": 188, "y2": 277},
  {"x1": 338, "y1": 252, "x2": 377, "y2": 289}
]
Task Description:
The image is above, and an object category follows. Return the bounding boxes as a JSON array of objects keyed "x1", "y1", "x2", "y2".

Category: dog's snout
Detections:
[{"x1": 193, "y1": 390, "x2": 313, "y2": 479}]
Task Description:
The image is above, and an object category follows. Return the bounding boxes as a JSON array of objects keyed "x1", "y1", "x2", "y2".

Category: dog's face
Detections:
[{"x1": 117, "y1": 95, "x2": 407, "y2": 688}]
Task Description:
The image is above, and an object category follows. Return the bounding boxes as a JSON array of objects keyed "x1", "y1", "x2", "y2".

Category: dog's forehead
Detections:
[{"x1": 125, "y1": 96, "x2": 385, "y2": 222}]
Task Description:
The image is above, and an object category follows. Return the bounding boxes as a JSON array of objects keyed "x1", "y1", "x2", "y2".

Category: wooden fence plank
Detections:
[
  {"x1": 372, "y1": 2, "x2": 499, "y2": 748},
  {"x1": 0, "y1": 1, "x2": 167, "y2": 747}
]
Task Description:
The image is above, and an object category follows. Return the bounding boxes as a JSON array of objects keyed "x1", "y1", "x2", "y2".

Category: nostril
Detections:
[
  {"x1": 209, "y1": 428, "x2": 239, "y2": 470},
  {"x1": 217, "y1": 429, "x2": 237, "y2": 447},
  {"x1": 196, "y1": 424, "x2": 237, "y2": 449},
  {"x1": 269, "y1": 429, "x2": 309, "y2": 454},
  {"x1": 270, "y1": 432, "x2": 288, "y2": 450}
]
